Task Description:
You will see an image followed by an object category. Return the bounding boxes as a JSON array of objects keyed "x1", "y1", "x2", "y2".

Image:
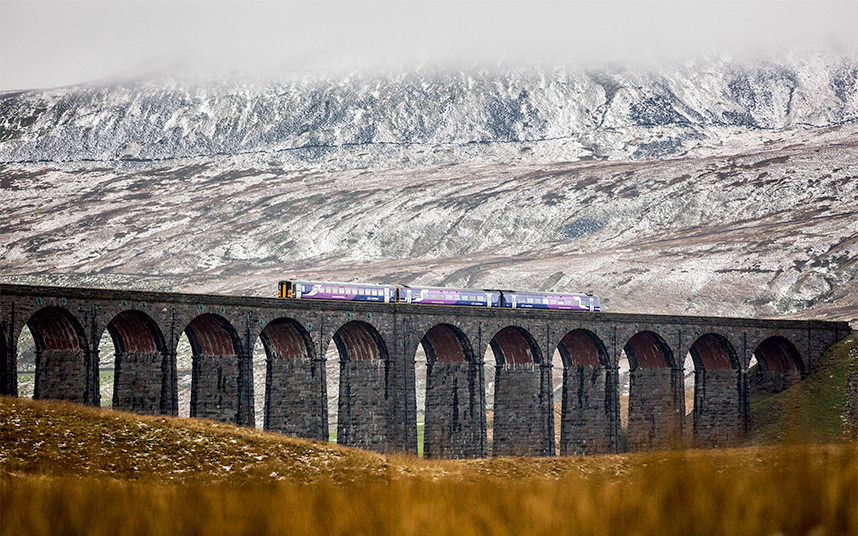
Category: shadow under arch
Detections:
[
  {"x1": 488, "y1": 325, "x2": 552, "y2": 457},
  {"x1": 687, "y1": 333, "x2": 745, "y2": 447},
  {"x1": 556, "y1": 328, "x2": 613, "y2": 456},
  {"x1": 183, "y1": 313, "x2": 252, "y2": 427},
  {"x1": 750, "y1": 336, "x2": 803, "y2": 393},
  {"x1": 259, "y1": 317, "x2": 326, "y2": 440},
  {"x1": 333, "y1": 320, "x2": 391, "y2": 452},
  {"x1": 25, "y1": 306, "x2": 93, "y2": 405},
  {"x1": 622, "y1": 330, "x2": 681, "y2": 452},
  {"x1": 420, "y1": 323, "x2": 484, "y2": 459},
  {"x1": 624, "y1": 331, "x2": 675, "y2": 370},
  {"x1": 104, "y1": 310, "x2": 170, "y2": 415}
]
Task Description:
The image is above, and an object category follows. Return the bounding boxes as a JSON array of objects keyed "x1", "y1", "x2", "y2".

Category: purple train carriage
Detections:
[
  {"x1": 500, "y1": 291, "x2": 600, "y2": 311},
  {"x1": 396, "y1": 286, "x2": 501, "y2": 307},
  {"x1": 279, "y1": 280, "x2": 396, "y2": 302},
  {"x1": 277, "y1": 280, "x2": 601, "y2": 312}
]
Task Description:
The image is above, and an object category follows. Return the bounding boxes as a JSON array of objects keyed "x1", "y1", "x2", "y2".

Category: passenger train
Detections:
[{"x1": 278, "y1": 280, "x2": 601, "y2": 312}]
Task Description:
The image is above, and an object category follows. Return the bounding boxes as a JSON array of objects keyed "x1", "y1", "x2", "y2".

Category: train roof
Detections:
[
  {"x1": 281, "y1": 279, "x2": 396, "y2": 288},
  {"x1": 508, "y1": 291, "x2": 598, "y2": 298},
  {"x1": 400, "y1": 285, "x2": 499, "y2": 293}
]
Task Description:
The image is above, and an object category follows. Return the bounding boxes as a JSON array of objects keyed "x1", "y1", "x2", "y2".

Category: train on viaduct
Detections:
[{"x1": 0, "y1": 283, "x2": 851, "y2": 458}]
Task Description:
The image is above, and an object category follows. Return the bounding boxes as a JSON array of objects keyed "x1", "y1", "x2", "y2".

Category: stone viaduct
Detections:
[{"x1": 0, "y1": 283, "x2": 851, "y2": 458}]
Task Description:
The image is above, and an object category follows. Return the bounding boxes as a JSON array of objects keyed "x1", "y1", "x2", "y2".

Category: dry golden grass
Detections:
[
  {"x1": 2, "y1": 396, "x2": 857, "y2": 535},
  {"x1": 3, "y1": 443, "x2": 856, "y2": 536}
]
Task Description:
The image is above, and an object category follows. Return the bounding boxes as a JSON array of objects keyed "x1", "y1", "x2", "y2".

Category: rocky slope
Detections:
[{"x1": 1, "y1": 124, "x2": 855, "y2": 321}]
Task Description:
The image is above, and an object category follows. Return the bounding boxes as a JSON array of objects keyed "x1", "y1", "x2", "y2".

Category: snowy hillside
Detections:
[{"x1": 2, "y1": 52, "x2": 857, "y2": 166}]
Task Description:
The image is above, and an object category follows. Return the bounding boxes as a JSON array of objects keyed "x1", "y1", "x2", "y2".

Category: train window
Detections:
[{"x1": 527, "y1": 298, "x2": 534, "y2": 303}]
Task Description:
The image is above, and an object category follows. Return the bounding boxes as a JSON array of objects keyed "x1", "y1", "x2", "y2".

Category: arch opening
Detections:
[
  {"x1": 25, "y1": 307, "x2": 91, "y2": 404},
  {"x1": 753, "y1": 336, "x2": 803, "y2": 373},
  {"x1": 489, "y1": 325, "x2": 550, "y2": 457},
  {"x1": 334, "y1": 321, "x2": 390, "y2": 451},
  {"x1": 421, "y1": 324, "x2": 483, "y2": 459},
  {"x1": 558, "y1": 329, "x2": 608, "y2": 368},
  {"x1": 104, "y1": 310, "x2": 168, "y2": 414},
  {"x1": 687, "y1": 333, "x2": 743, "y2": 447},
  {"x1": 622, "y1": 330, "x2": 679, "y2": 452},
  {"x1": 422, "y1": 324, "x2": 473, "y2": 364},
  {"x1": 258, "y1": 318, "x2": 326, "y2": 439},
  {"x1": 14, "y1": 325, "x2": 36, "y2": 398},
  {"x1": 689, "y1": 333, "x2": 738, "y2": 371},
  {"x1": 185, "y1": 314, "x2": 241, "y2": 357},
  {"x1": 624, "y1": 331, "x2": 674, "y2": 369},
  {"x1": 490, "y1": 326, "x2": 541, "y2": 366},
  {"x1": 749, "y1": 336, "x2": 803, "y2": 394},
  {"x1": 184, "y1": 314, "x2": 251, "y2": 426},
  {"x1": 333, "y1": 320, "x2": 388, "y2": 363},
  {"x1": 556, "y1": 329, "x2": 612, "y2": 456}
]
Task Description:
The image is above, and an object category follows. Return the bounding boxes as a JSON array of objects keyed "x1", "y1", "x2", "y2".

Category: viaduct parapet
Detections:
[{"x1": 1, "y1": 284, "x2": 851, "y2": 457}]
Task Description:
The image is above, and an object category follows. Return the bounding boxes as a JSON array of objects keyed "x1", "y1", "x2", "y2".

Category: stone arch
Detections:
[
  {"x1": 333, "y1": 320, "x2": 391, "y2": 451},
  {"x1": 333, "y1": 320, "x2": 388, "y2": 363},
  {"x1": 489, "y1": 325, "x2": 552, "y2": 457},
  {"x1": 421, "y1": 323, "x2": 484, "y2": 459},
  {"x1": 25, "y1": 307, "x2": 92, "y2": 404},
  {"x1": 750, "y1": 336, "x2": 803, "y2": 393},
  {"x1": 557, "y1": 329, "x2": 609, "y2": 367},
  {"x1": 689, "y1": 333, "x2": 739, "y2": 371},
  {"x1": 624, "y1": 331, "x2": 675, "y2": 370},
  {"x1": 687, "y1": 333, "x2": 744, "y2": 447},
  {"x1": 184, "y1": 313, "x2": 243, "y2": 357},
  {"x1": 259, "y1": 318, "x2": 326, "y2": 439},
  {"x1": 490, "y1": 325, "x2": 542, "y2": 366},
  {"x1": 103, "y1": 310, "x2": 169, "y2": 415},
  {"x1": 556, "y1": 329, "x2": 612, "y2": 455},
  {"x1": 422, "y1": 323, "x2": 474, "y2": 364},
  {"x1": 183, "y1": 313, "x2": 252, "y2": 426},
  {"x1": 754, "y1": 336, "x2": 803, "y2": 373},
  {"x1": 622, "y1": 330, "x2": 681, "y2": 451}
]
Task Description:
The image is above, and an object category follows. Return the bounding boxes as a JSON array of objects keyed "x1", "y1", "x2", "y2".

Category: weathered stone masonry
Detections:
[{"x1": 0, "y1": 283, "x2": 851, "y2": 458}]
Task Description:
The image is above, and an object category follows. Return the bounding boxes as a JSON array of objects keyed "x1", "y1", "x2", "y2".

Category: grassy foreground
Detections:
[{"x1": 2, "y1": 396, "x2": 857, "y2": 536}]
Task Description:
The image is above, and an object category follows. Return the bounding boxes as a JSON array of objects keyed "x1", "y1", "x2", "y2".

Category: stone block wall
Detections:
[
  {"x1": 265, "y1": 356, "x2": 327, "y2": 440},
  {"x1": 692, "y1": 368, "x2": 744, "y2": 447},
  {"x1": 560, "y1": 364, "x2": 613, "y2": 455},
  {"x1": 628, "y1": 368, "x2": 680, "y2": 451},
  {"x1": 112, "y1": 351, "x2": 164, "y2": 414},
  {"x1": 424, "y1": 361, "x2": 485, "y2": 459},
  {"x1": 338, "y1": 359, "x2": 389, "y2": 451},
  {"x1": 191, "y1": 354, "x2": 251, "y2": 426},
  {"x1": 34, "y1": 349, "x2": 87, "y2": 404},
  {"x1": 492, "y1": 363, "x2": 550, "y2": 457}
]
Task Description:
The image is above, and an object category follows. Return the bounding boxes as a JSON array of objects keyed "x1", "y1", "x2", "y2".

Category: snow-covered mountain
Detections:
[
  {"x1": 1, "y1": 53, "x2": 856, "y2": 324},
  {"x1": 2, "y1": 51, "x2": 857, "y2": 166}
]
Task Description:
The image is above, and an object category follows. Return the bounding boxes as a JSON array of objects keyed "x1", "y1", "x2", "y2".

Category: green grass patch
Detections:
[{"x1": 748, "y1": 335, "x2": 857, "y2": 445}]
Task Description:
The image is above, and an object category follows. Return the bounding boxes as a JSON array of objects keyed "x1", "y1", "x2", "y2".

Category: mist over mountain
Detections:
[{"x1": 2, "y1": 51, "x2": 857, "y2": 166}]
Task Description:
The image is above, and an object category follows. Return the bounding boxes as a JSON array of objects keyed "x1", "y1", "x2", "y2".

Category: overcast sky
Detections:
[{"x1": 2, "y1": 0, "x2": 857, "y2": 91}]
